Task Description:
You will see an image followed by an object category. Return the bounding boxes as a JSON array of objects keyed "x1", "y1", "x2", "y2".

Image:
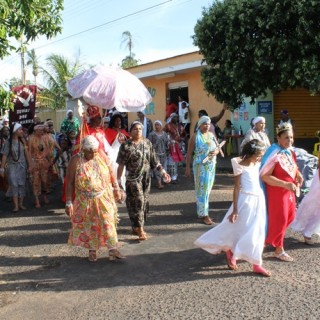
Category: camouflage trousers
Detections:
[{"x1": 125, "y1": 171, "x2": 151, "y2": 228}]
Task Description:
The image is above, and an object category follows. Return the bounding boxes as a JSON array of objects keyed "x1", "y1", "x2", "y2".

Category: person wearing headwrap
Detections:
[
  {"x1": 240, "y1": 116, "x2": 270, "y2": 152},
  {"x1": 2, "y1": 116, "x2": 9, "y2": 128},
  {"x1": 148, "y1": 120, "x2": 169, "y2": 189},
  {"x1": 117, "y1": 121, "x2": 171, "y2": 240},
  {"x1": 136, "y1": 110, "x2": 153, "y2": 137},
  {"x1": 163, "y1": 113, "x2": 186, "y2": 183},
  {"x1": 60, "y1": 109, "x2": 80, "y2": 138},
  {"x1": 28, "y1": 123, "x2": 52, "y2": 208},
  {"x1": 84, "y1": 105, "x2": 113, "y2": 155},
  {"x1": 185, "y1": 116, "x2": 220, "y2": 225},
  {"x1": 0, "y1": 123, "x2": 31, "y2": 212},
  {"x1": 65, "y1": 135, "x2": 124, "y2": 262}
]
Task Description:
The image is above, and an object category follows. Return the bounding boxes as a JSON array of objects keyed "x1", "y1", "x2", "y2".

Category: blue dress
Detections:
[{"x1": 193, "y1": 131, "x2": 217, "y2": 217}]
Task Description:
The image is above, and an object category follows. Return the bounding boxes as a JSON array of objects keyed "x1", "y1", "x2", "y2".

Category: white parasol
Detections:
[{"x1": 66, "y1": 65, "x2": 152, "y2": 112}]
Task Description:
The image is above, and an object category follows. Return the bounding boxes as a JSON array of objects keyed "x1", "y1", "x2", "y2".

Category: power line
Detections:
[{"x1": 34, "y1": 0, "x2": 173, "y2": 50}]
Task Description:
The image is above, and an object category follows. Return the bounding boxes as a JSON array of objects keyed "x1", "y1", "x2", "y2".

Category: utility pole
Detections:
[{"x1": 20, "y1": 37, "x2": 26, "y2": 85}]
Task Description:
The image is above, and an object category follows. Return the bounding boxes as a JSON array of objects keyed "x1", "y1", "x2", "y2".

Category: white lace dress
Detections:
[
  {"x1": 290, "y1": 169, "x2": 320, "y2": 238},
  {"x1": 194, "y1": 157, "x2": 267, "y2": 265}
]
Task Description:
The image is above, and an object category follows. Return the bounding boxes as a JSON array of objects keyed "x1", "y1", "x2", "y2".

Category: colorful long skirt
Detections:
[{"x1": 193, "y1": 160, "x2": 216, "y2": 217}]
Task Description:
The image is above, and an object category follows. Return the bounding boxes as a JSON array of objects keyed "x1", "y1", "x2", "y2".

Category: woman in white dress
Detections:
[
  {"x1": 194, "y1": 139, "x2": 271, "y2": 277},
  {"x1": 290, "y1": 167, "x2": 320, "y2": 245}
]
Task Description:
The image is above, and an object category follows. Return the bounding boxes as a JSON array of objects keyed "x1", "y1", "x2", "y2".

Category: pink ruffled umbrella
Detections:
[{"x1": 66, "y1": 65, "x2": 152, "y2": 112}]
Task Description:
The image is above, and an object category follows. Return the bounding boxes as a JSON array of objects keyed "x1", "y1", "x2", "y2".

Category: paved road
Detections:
[{"x1": 0, "y1": 161, "x2": 319, "y2": 320}]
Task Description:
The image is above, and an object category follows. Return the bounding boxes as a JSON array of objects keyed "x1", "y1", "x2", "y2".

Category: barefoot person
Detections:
[
  {"x1": 28, "y1": 124, "x2": 51, "y2": 208},
  {"x1": 65, "y1": 135, "x2": 124, "y2": 262},
  {"x1": 195, "y1": 140, "x2": 271, "y2": 277},
  {"x1": 0, "y1": 123, "x2": 31, "y2": 212}
]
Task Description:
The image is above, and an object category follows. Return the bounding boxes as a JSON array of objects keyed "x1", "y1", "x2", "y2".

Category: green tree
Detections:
[
  {"x1": 26, "y1": 49, "x2": 40, "y2": 84},
  {"x1": 0, "y1": 85, "x2": 14, "y2": 110},
  {"x1": 121, "y1": 54, "x2": 140, "y2": 69},
  {"x1": 7, "y1": 77, "x2": 31, "y2": 88},
  {"x1": 120, "y1": 31, "x2": 139, "y2": 68},
  {"x1": 193, "y1": 0, "x2": 320, "y2": 109},
  {"x1": 40, "y1": 53, "x2": 83, "y2": 109},
  {"x1": 0, "y1": 0, "x2": 63, "y2": 58}
]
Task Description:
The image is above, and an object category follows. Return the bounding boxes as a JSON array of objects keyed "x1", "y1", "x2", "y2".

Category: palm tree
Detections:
[
  {"x1": 121, "y1": 31, "x2": 134, "y2": 58},
  {"x1": 120, "y1": 31, "x2": 140, "y2": 68},
  {"x1": 26, "y1": 49, "x2": 40, "y2": 84},
  {"x1": 40, "y1": 52, "x2": 83, "y2": 109}
]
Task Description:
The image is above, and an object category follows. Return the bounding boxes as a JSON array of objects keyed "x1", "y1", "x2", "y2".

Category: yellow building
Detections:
[
  {"x1": 128, "y1": 51, "x2": 320, "y2": 152},
  {"x1": 127, "y1": 51, "x2": 229, "y2": 132}
]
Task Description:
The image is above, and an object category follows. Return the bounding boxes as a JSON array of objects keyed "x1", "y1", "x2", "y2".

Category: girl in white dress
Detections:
[
  {"x1": 290, "y1": 167, "x2": 320, "y2": 245},
  {"x1": 194, "y1": 139, "x2": 271, "y2": 277}
]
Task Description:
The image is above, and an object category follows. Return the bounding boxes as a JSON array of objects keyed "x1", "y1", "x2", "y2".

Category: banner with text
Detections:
[{"x1": 10, "y1": 85, "x2": 37, "y2": 126}]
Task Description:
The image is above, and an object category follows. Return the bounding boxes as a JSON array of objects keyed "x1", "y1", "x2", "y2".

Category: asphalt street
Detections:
[{"x1": 0, "y1": 157, "x2": 319, "y2": 320}]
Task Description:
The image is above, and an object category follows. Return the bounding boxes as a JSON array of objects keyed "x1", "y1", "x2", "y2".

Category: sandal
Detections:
[
  {"x1": 109, "y1": 249, "x2": 126, "y2": 261},
  {"x1": 226, "y1": 250, "x2": 238, "y2": 270},
  {"x1": 202, "y1": 216, "x2": 213, "y2": 225},
  {"x1": 253, "y1": 264, "x2": 271, "y2": 277},
  {"x1": 138, "y1": 230, "x2": 148, "y2": 241},
  {"x1": 274, "y1": 251, "x2": 294, "y2": 262},
  {"x1": 88, "y1": 250, "x2": 97, "y2": 262}
]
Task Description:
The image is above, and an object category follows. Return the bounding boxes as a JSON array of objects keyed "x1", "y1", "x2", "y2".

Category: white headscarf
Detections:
[
  {"x1": 197, "y1": 116, "x2": 211, "y2": 128},
  {"x1": 252, "y1": 116, "x2": 265, "y2": 125},
  {"x1": 130, "y1": 121, "x2": 144, "y2": 132},
  {"x1": 154, "y1": 120, "x2": 163, "y2": 126},
  {"x1": 13, "y1": 123, "x2": 22, "y2": 133},
  {"x1": 66, "y1": 109, "x2": 73, "y2": 117},
  {"x1": 81, "y1": 135, "x2": 99, "y2": 151}
]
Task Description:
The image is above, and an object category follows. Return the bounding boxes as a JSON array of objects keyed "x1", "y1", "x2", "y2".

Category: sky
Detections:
[{"x1": 0, "y1": 0, "x2": 213, "y2": 86}]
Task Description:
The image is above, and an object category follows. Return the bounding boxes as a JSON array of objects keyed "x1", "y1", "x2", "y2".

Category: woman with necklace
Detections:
[
  {"x1": 185, "y1": 116, "x2": 220, "y2": 225},
  {"x1": 28, "y1": 124, "x2": 51, "y2": 208},
  {"x1": 148, "y1": 120, "x2": 169, "y2": 189},
  {"x1": 117, "y1": 121, "x2": 171, "y2": 240},
  {"x1": 65, "y1": 135, "x2": 124, "y2": 262},
  {"x1": 240, "y1": 116, "x2": 270, "y2": 152},
  {"x1": 260, "y1": 123, "x2": 303, "y2": 262},
  {"x1": 0, "y1": 123, "x2": 31, "y2": 212}
]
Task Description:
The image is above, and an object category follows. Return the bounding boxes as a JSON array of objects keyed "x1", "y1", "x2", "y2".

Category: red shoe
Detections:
[
  {"x1": 226, "y1": 250, "x2": 238, "y2": 270},
  {"x1": 253, "y1": 264, "x2": 271, "y2": 277}
]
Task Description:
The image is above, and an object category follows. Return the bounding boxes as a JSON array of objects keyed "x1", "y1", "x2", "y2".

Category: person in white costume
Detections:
[
  {"x1": 194, "y1": 139, "x2": 271, "y2": 277},
  {"x1": 290, "y1": 166, "x2": 320, "y2": 245}
]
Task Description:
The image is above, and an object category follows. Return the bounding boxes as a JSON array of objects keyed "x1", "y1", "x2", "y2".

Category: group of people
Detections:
[
  {"x1": 0, "y1": 120, "x2": 62, "y2": 211},
  {"x1": 1, "y1": 105, "x2": 318, "y2": 276},
  {"x1": 194, "y1": 120, "x2": 319, "y2": 277}
]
